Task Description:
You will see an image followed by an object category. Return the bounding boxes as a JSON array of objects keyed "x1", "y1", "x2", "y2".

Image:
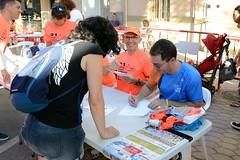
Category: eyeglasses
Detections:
[
  {"x1": 52, "y1": 5, "x2": 65, "y2": 14},
  {"x1": 153, "y1": 61, "x2": 169, "y2": 69},
  {"x1": 124, "y1": 35, "x2": 139, "y2": 40}
]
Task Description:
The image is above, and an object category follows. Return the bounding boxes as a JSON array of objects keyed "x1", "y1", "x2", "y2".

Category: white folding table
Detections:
[{"x1": 82, "y1": 86, "x2": 212, "y2": 160}]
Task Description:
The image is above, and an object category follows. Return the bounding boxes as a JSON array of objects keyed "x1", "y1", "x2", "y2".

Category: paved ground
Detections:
[
  {"x1": 0, "y1": 79, "x2": 239, "y2": 160},
  {"x1": 191, "y1": 79, "x2": 240, "y2": 160}
]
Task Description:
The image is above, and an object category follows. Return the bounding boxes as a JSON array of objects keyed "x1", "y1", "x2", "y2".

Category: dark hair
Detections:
[
  {"x1": 51, "y1": 4, "x2": 68, "y2": 20},
  {"x1": 142, "y1": 19, "x2": 149, "y2": 25},
  {"x1": 235, "y1": 5, "x2": 240, "y2": 13},
  {"x1": 59, "y1": 0, "x2": 76, "y2": 11},
  {"x1": 150, "y1": 39, "x2": 177, "y2": 61},
  {"x1": 70, "y1": 16, "x2": 120, "y2": 56},
  {"x1": 0, "y1": 0, "x2": 21, "y2": 10}
]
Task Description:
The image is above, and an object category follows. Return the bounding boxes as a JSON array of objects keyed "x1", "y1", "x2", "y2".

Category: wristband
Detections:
[{"x1": 166, "y1": 99, "x2": 169, "y2": 107}]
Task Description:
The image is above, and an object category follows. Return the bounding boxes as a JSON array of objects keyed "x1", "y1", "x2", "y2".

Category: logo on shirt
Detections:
[
  {"x1": 52, "y1": 46, "x2": 74, "y2": 86},
  {"x1": 173, "y1": 78, "x2": 184, "y2": 93}
]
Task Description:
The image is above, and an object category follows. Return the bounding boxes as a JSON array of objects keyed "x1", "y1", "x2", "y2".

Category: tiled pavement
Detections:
[{"x1": 191, "y1": 80, "x2": 240, "y2": 160}]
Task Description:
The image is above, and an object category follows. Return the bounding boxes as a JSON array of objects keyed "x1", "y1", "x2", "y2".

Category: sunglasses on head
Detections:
[{"x1": 52, "y1": 5, "x2": 65, "y2": 14}]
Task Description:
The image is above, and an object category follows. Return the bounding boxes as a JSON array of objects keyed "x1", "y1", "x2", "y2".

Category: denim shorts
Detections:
[{"x1": 20, "y1": 114, "x2": 85, "y2": 160}]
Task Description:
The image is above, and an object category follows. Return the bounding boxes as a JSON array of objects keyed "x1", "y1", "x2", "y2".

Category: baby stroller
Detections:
[{"x1": 196, "y1": 33, "x2": 231, "y2": 95}]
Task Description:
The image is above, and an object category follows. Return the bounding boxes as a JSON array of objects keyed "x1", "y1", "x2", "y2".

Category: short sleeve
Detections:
[
  {"x1": 186, "y1": 73, "x2": 203, "y2": 102},
  {"x1": 147, "y1": 68, "x2": 161, "y2": 88},
  {"x1": 142, "y1": 55, "x2": 153, "y2": 78}
]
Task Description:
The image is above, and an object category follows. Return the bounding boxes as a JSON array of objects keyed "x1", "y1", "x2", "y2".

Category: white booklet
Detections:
[
  {"x1": 114, "y1": 71, "x2": 129, "y2": 77},
  {"x1": 103, "y1": 126, "x2": 185, "y2": 160},
  {"x1": 119, "y1": 99, "x2": 152, "y2": 116}
]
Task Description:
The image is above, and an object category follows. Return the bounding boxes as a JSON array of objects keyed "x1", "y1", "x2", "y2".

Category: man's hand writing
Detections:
[
  {"x1": 108, "y1": 60, "x2": 120, "y2": 71},
  {"x1": 148, "y1": 98, "x2": 168, "y2": 110},
  {"x1": 128, "y1": 95, "x2": 139, "y2": 107}
]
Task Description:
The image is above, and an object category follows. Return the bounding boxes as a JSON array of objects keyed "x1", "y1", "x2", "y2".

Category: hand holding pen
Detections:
[
  {"x1": 148, "y1": 98, "x2": 169, "y2": 111},
  {"x1": 128, "y1": 93, "x2": 140, "y2": 107}
]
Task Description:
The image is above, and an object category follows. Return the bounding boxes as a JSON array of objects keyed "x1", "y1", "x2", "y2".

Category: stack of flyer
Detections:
[{"x1": 103, "y1": 126, "x2": 184, "y2": 160}]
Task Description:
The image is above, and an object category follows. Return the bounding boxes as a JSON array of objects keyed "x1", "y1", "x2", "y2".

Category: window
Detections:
[{"x1": 150, "y1": 0, "x2": 170, "y2": 21}]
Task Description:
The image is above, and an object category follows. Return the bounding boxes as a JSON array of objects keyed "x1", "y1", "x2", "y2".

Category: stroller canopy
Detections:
[{"x1": 202, "y1": 34, "x2": 226, "y2": 55}]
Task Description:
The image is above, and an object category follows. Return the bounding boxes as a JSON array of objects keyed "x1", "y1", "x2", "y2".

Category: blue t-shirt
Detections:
[{"x1": 158, "y1": 62, "x2": 203, "y2": 103}]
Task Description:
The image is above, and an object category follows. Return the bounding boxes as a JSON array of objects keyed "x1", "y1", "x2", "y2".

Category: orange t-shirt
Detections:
[
  {"x1": 147, "y1": 67, "x2": 162, "y2": 88},
  {"x1": 103, "y1": 57, "x2": 117, "y2": 87},
  {"x1": 115, "y1": 50, "x2": 153, "y2": 95},
  {"x1": 43, "y1": 20, "x2": 76, "y2": 45},
  {"x1": 0, "y1": 14, "x2": 10, "y2": 44}
]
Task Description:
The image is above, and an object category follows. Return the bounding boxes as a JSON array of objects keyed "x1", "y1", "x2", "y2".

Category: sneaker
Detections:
[
  {"x1": 231, "y1": 121, "x2": 240, "y2": 130},
  {"x1": 0, "y1": 132, "x2": 9, "y2": 141}
]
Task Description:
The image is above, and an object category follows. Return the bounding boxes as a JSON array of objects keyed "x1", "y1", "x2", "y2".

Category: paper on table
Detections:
[{"x1": 119, "y1": 99, "x2": 152, "y2": 116}]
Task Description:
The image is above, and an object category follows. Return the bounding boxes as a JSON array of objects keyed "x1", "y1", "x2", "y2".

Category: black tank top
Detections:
[{"x1": 33, "y1": 41, "x2": 104, "y2": 128}]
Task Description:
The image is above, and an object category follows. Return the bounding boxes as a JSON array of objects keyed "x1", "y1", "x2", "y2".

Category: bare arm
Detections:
[
  {"x1": 0, "y1": 41, "x2": 10, "y2": 84},
  {"x1": 168, "y1": 100, "x2": 203, "y2": 108},
  {"x1": 148, "y1": 98, "x2": 203, "y2": 111},
  {"x1": 137, "y1": 83, "x2": 157, "y2": 100},
  {"x1": 85, "y1": 54, "x2": 119, "y2": 139},
  {"x1": 128, "y1": 82, "x2": 157, "y2": 107},
  {"x1": 0, "y1": 42, "x2": 6, "y2": 70}
]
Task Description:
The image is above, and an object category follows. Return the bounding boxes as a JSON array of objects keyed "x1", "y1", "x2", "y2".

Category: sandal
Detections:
[
  {"x1": 230, "y1": 101, "x2": 240, "y2": 107},
  {"x1": 231, "y1": 121, "x2": 240, "y2": 130}
]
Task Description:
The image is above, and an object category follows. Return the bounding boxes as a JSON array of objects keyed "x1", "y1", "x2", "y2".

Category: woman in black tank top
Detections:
[{"x1": 21, "y1": 16, "x2": 120, "y2": 160}]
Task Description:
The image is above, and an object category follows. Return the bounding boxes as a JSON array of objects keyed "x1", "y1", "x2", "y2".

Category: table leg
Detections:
[{"x1": 181, "y1": 143, "x2": 191, "y2": 160}]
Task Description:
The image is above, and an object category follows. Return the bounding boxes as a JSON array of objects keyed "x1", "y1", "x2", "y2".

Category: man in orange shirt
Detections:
[
  {"x1": 43, "y1": 4, "x2": 76, "y2": 46},
  {"x1": 109, "y1": 27, "x2": 153, "y2": 95},
  {"x1": 0, "y1": 0, "x2": 22, "y2": 141}
]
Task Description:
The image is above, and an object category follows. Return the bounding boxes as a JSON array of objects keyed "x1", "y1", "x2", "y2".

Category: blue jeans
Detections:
[{"x1": 21, "y1": 114, "x2": 85, "y2": 160}]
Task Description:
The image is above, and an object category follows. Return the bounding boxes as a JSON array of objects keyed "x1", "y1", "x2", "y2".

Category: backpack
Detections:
[
  {"x1": 10, "y1": 40, "x2": 83, "y2": 113},
  {"x1": 219, "y1": 58, "x2": 237, "y2": 82}
]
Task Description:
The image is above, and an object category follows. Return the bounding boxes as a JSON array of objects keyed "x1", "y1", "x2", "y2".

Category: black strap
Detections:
[
  {"x1": 166, "y1": 128, "x2": 193, "y2": 142},
  {"x1": 49, "y1": 78, "x2": 86, "y2": 103}
]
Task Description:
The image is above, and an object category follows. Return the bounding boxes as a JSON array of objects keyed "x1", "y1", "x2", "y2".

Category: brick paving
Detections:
[{"x1": 191, "y1": 80, "x2": 240, "y2": 160}]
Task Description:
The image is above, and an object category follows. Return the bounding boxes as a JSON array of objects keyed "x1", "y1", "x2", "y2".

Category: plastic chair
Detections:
[
  {"x1": 202, "y1": 87, "x2": 212, "y2": 111},
  {"x1": 198, "y1": 87, "x2": 211, "y2": 160}
]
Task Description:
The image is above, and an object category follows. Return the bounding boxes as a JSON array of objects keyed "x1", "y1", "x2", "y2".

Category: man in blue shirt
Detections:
[{"x1": 129, "y1": 39, "x2": 203, "y2": 109}]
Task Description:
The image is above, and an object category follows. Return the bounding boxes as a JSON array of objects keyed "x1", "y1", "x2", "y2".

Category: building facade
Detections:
[{"x1": 19, "y1": 0, "x2": 240, "y2": 36}]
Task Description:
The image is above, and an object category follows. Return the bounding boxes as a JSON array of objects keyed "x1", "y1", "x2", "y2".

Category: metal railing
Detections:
[{"x1": 140, "y1": 27, "x2": 240, "y2": 59}]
